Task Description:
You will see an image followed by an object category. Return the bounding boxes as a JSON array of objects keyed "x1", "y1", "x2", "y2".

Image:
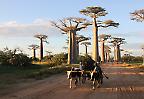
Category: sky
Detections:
[{"x1": 0, "y1": 0, "x2": 143, "y2": 57}]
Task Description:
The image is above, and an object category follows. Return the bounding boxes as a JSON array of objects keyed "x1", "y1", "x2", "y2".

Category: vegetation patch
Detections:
[{"x1": 0, "y1": 64, "x2": 72, "y2": 89}]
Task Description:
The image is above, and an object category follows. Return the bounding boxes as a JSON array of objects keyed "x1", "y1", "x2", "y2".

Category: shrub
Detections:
[
  {"x1": 121, "y1": 55, "x2": 143, "y2": 63},
  {"x1": 0, "y1": 48, "x2": 32, "y2": 67},
  {"x1": 9, "y1": 53, "x2": 32, "y2": 66},
  {"x1": 79, "y1": 55, "x2": 95, "y2": 70},
  {"x1": 43, "y1": 53, "x2": 67, "y2": 65}
]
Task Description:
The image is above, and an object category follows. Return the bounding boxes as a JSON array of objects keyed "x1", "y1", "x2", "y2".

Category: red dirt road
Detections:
[{"x1": 0, "y1": 63, "x2": 144, "y2": 99}]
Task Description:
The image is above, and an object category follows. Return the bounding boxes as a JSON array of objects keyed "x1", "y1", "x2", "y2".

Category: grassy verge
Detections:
[
  {"x1": 0, "y1": 64, "x2": 74, "y2": 89},
  {"x1": 123, "y1": 62, "x2": 144, "y2": 69}
]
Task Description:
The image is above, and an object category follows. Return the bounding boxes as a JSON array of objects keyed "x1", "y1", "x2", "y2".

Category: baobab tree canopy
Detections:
[
  {"x1": 101, "y1": 20, "x2": 119, "y2": 27},
  {"x1": 81, "y1": 42, "x2": 91, "y2": 46},
  {"x1": 52, "y1": 17, "x2": 90, "y2": 64},
  {"x1": 110, "y1": 37, "x2": 126, "y2": 46},
  {"x1": 80, "y1": 6, "x2": 108, "y2": 18},
  {"x1": 76, "y1": 35, "x2": 91, "y2": 43},
  {"x1": 51, "y1": 17, "x2": 90, "y2": 33},
  {"x1": 34, "y1": 34, "x2": 48, "y2": 39},
  {"x1": 28, "y1": 44, "x2": 39, "y2": 50},
  {"x1": 99, "y1": 34, "x2": 111, "y2": 41},
  {"x1": 131, "y1": 9, "x2": 144, "y2": 22}
]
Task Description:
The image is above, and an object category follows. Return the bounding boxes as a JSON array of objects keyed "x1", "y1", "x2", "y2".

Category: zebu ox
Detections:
[
  {"x1": 67, "y1": 68, "x2": 82, "y2": 88},
  {"x1": 67, "y1": 67, "x2": 106, "y2": 89},
  {"x1": 90, "y1": 69, "x2": 103, "y2": 90}
]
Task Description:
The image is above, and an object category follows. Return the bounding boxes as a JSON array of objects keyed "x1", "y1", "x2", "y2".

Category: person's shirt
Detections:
[
  {"x1": 96, "y1": 66, "x2": 103, "y2": 74},
  {"x1": 80, "y1": 65, "x2": 83, "y2": 70},
  {"x1": 79, "y1": 62, "x2": 82, "y2": 70}
]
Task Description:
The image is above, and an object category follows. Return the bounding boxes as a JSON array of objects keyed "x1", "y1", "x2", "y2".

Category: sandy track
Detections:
[{"x1": 0, "y1": 64, "x2": 144, "y2": 99}]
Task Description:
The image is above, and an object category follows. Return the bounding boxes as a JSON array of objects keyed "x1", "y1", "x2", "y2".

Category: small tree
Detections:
[
  {"x1": 28, "y1": 44, "x2": 39, "y2": 60},
  {"x1": 81, "y1": 42, "x2": 91, "y2": 55},
  {"x1": 76, "y1": 35, "x2": 90, "y2": 57},
  {"x1": 34, "y1": 34, "x2": 48, "y2": 61},
  {"x1": 104, "y1": 45, "x2": 111, "y2": 62},
  {"x1": 130, "y1": 9, "x2": 144, "y2": 22}
]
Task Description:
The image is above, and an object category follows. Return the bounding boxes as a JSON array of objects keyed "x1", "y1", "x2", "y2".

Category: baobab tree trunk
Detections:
[
  {"x1": 117, "y1": 45, "x2": 121, "y2": 62},
  {"x1": 113, "y1": 46, "x2": 116, "y2": 62},
  {"x1": 33, "y1": 49, "x2": 36, "y2": 59},
  {"x1": 68, "y1": 32, "x2": 72, "y2": 64},
  {"x1": 115, "y1": 45, "x2": 119, "y2": 63},
  {"x1": 101, "y1": 41, "x2": 105, "y2": 63},
  {"x1": 85, "y1": 45, "x2": 88, "y2": 55},
  {"x1": 105, "y1": 52, "x2": 107, "y2": 62},
  {"x1": 76, "y1": 42, "x2": 79, "y2": 59},
  {"x1": 106, "y1": 52, "x2": 110, "y2": 62},
  {"x1": 40, "y1": 38, "x2": 43, "y2": 61},
  {"x1": 71, "y1": 31, "x2": 77, "y2": 64},
  {"x1": 107, "y1": 52, "x2": 110, "y2": 62},
  {"x1": 92, "y1": 18, "x2": 99, "y2": 62}
]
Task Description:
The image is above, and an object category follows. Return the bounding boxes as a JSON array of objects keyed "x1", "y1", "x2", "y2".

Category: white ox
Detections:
[{"x1": 67, "y1": 70, "x2": 82, "y2": 88}]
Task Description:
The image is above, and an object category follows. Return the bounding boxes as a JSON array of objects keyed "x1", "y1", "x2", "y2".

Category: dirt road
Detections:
[{"x1": 0, "y1": 63, "x2": 144, "y2": 99}]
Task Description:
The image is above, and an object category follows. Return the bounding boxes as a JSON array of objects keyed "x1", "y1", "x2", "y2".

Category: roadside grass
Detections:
[
  {"x1": 123, "y1": 62, "x2": 144, "y2": 69},
  {"x1": 0, "y1": 63, "x2": 74, "y2": 89}
]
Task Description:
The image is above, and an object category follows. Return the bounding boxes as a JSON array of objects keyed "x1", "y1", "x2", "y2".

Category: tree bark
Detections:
[
  {"x1": 107, "y1": 52, "x2": 110, "y2": 62},
  {"x1": 113, "y1": 46, "x2": 116, "y2": 62},
  {"x1": 33, "y1": 49, "x2": 36, "y2": 59},
  {"x1": 115, "y1": 45, "x2": 119, "y2": 63},
  {"x1": 92, "y1": 18, "x2": 99, "y2": 62},
  {"x1": 40, "y1": 38, "x2": 43, "y2": 61},
  {"x1": 76, "y1": 42, "x2": 79, "y2": 59},
  {"x1": 68, "y1": 32, "x2": 72, "y2": 64},
  {"x1": 117, "y1": 45, "x2": 121, "y2": 62},
  {"x1": 101, "y1": 41, "x2": 105, "y2": 63},
  {"x1": 71, "y1": 31, "x2": 77, "y2": 64},
  {"x1": 86, "y1": 45, "x2": 88, "y2": 55}
]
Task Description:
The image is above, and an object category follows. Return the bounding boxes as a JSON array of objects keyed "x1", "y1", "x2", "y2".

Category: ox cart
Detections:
[{"x1": 67, "y1": 70, "x2": 104, "y2": 89}]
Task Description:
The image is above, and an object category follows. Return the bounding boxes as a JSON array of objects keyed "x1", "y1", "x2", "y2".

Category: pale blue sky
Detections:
[{"x1": 0, "y1": 0, "x2": 143, "y2": 57}]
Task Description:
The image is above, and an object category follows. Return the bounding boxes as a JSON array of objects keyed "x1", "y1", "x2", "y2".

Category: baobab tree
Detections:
[
  {"x1": 99, "y1": 34, "x2": 111, "y2": 63},
  {"x1": 110, "y1": 37, "x2": 125, "y2": 63},
  {"x1": 34, "y1": 34, "x2": 48, "y2": 61},
  {"x1": 141, "y1": 45, "x2": 144, "y2": 65},
  {"x1": 130, "y1": 9, "x2": 144, "y2": 22},
  {"x1": 51, "y1": 17, "x2": 90, "y2": 64},
  {"x1": 81, "y1": 42, "x2": 91, "y2": 55},
  {"x1": 104, "y1": 45, "x2": 111, "y2": 62},
  {"x1": 28, "y1": 44, "x2": 39, "y2": 60},
  {"x1": 76, "y1": 35, "x2": 91, "y2": 57},
  {"x1": 80, "y1": 6, "x2": 119, "y2": 62}
]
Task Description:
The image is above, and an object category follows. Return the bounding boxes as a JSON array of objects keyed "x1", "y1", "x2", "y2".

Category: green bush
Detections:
[
  {"x1": 122, "y1": 55, "x2": 143, "y2": 63},
  {"x1": 43, "y1": 53, "x2": 68, "y2": 65},
  {"x1": 0, "y1": 48, "x2": 32, "y2": 67},
  {"x1": 9, "y1": 53, "x2": 32, "y2": 66}
]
